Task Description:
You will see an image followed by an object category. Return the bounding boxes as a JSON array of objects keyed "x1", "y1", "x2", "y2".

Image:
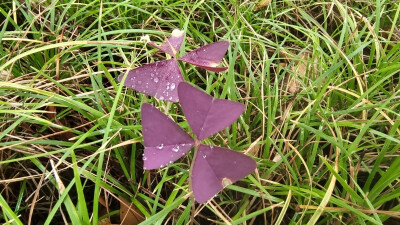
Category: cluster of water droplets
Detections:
[
  {"x1": 142, "y1": 143, "x2": 193, "y2": 169},
  {"x1": 159, "y1": 81, "x2": 176, "y2": 101},
  {"x1": 201, "y1": 146, "x2": 214, "y2": 159},
  {"x1": 142, "y1": 153, "x2": 147, "y2": 161},
  {"x1": 160, "y1": 159, "x2": 176, "y2": 168}
]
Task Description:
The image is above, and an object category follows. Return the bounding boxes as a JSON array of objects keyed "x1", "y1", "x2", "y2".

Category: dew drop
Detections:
[
  {"x1": 170, "y1": 83, "x2": 176, "y2": 90},
  {"x1": 154, "y1": 77, "x2": 159, "y2": 83},
  {"x1": 130, "y1": 78, "x2": 134, "y2": 81},
  {"x1": 172, "y1": 145, "x2": 179, "y2": 152},
  {"x1": 203, "y1": 155, "x2": 207, "y2": 159},
  {"x1": 157, "y1": 144, "x2": 164, "y2": 149},
  {"x1": 151, "y1": 73, "x2": 154, "y2": 77},
  {"x1": 169, "y1": 97, "x2": 173, "y2": 101},
  {"x1": 181, "y1": 152, "x2": 185, "y2": 156},
  {"x1": 169, "y1": 160, "x2": 173, "y2": 164},
  {"x1": 159, "y1": 96, "x2": 164, "y2": 100},
  {"x1": 160, "y1": 164, "x2": 164, "y2": 168},
  {"x1": 181, "y1": 143, "x2": 186, "y2": 146},
  {"x1": 210, "y1": 146, "x2": 214, "y2": 149},
  {"x1": 143, "y1": 156, "x2": 147, "y2": 160}
]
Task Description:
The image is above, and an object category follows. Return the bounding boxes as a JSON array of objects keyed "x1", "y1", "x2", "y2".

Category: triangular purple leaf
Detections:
[
  {"x1": 191, "y1": 145, "x2": 256, "y2": 203},
  {"x1": 147, "y1": 29, "x2": 185, "y2": 57},
  {"x1": 178, "y1": 82, "x2": 245, "y2": 140},
  {"x1": 118, "y1": 59, "x2": 183, "y2": 102},
  {"x1": 141, "y1": 103, "x2": 194, "y2": 170},
  {"x1": 178, "y1": 41, "x2": 229, "y2": 72}
]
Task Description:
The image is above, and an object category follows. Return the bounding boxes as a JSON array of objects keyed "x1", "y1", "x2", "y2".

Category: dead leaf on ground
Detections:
[
  {"x1": 280, "y1": 51, "x2": 320, "y2": 94},
  {"x1": 0, "y1": 70, "x2": 12, "y2": 81},
  {"x1": 254, "y1": 0, "x2": 271, "y2": 11},
  {"x1": 98, "y1": 217, "x2": 113, "y2": 225},
  {"x1": 119, "y1": 196, "x2": 145, "y2": 225},
  {"x1": 245, "y1": 136, "x2": 262, "y2": 157}
]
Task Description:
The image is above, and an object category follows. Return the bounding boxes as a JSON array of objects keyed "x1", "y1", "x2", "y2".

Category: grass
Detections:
[{"x1": 0, "y1": 0, "x2": 400, "y2": 224}]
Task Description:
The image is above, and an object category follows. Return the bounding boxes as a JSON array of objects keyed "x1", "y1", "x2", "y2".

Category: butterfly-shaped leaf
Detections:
[
  {"x1": 118, "y1": 60, "x2": 183, "y2": 102},
  {"x1": 178, "y1": 82, "x2": 245, "y2": 140},
  {"x1": 191, "y1": 145, "x2": 257, "y2": 203},
  {"x1": 147, "y1": 29, "x2": 185, "y2": 57},
  {"x1": 178, "y1": 41, "x2": 229, "y2": 72},
  {"x1": 141, "y1": 103, "x2": 194, "y2": 170}
]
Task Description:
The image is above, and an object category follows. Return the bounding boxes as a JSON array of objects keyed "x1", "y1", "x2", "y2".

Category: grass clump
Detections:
[{"x1": 0, "y1": 0, "x2": 399, "y2": 224}]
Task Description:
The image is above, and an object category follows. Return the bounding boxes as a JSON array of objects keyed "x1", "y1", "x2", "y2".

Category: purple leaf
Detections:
[
  {"x1": 141, "y1": 103, "x2": 194, "y2": 170},
  {"x1": 178, "y1": 41, "x2": 229, "y2": 72},
  {"x1": 178, "y1": 82, "x2": 245, "y2": 140},
  {"x1": 147, "y1": 29, "x2": 185, "y2": 57},
  {"x1": 191, "y1": 145, "x2": 256, "y2": 203},
  {"x1": 119, "y1": 30, "x2": 228, "y2": 102},
  {"x1": 118, "y1": 59, "x2": 183, "y2": 102}
]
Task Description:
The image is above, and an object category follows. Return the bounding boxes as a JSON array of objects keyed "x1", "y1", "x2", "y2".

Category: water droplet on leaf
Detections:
[
  {"x1": 154, "y1": 77, "x2": 159, "y2": 83},
  {"x1": 172, "y1": 145, "x2": 179, "y2": 152},
  {"x1": 170, "y1": 83, "x2": 176, "y2": 90},
  {"x1": 157, "y1": 144, "x2": 164, "y2": 149}
]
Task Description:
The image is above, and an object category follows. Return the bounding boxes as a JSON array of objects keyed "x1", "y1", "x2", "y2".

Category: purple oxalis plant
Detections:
[
  {"x1": 141, "y1": 82, "x2": 256, "y2": 203},
  {"x1": 118, "y1": 29, "x2": 229, "y2": 102}
]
